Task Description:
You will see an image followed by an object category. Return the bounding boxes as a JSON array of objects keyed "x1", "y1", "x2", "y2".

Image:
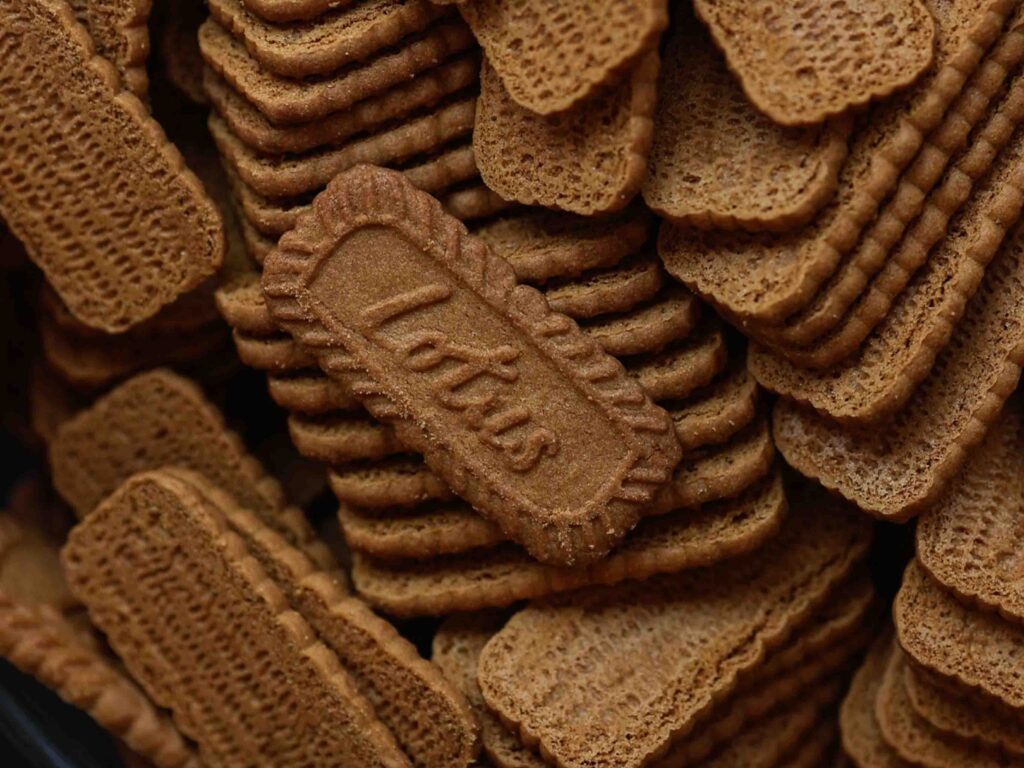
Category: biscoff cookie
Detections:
[
  {"x1": 174, "y1": 472, "x2": 479, "y2": 768},
  {"x1": 0, "y1": 513, "x2": 76, "y2": 612},
  {"x1": 875, "y1": 647, "x2": 1017, "y2": 768},
  {"x1": 438, "y1": 182, "x2": 513, "y2": 222},
  {"x1": 772, "y1": 215, "x2": 1024, "y2": 520},
  {"x1": 474, "y1": 205, "x2": 652, "y2": 285},
  {"x1": 895, "y1": 560, "x2": 1024, "y2": 712},
  {"x1": 915, "y1": 400, "x2": 1024, "y2": 623},
  {"x1": 199, "y1": 17, "x2": 475, "y2": 124},
  {"x1": 287, "y1": 412, "x2": 404, "y2": 464},
  {"x1": 476, "y1": 488, "x2": 869, "y2": 768},
  {"x1": 644, "y1": 14, "x2": 850, "y2": 232},
  {"x1": 209, "y1": 0, "x2": 446, "y2": 77},
  {"x1": 62, "y1": 471, "x2": 411, "y2": 768},
  {"x1": 328, "y1": 457, "x2": 453, "y2": 510},
  {"x1": 839, "y1": 634, "x2": 910, "y2": 768},
  {"x1": 49, "y1": 370, "x2": 334, "y2": 570},
  {"x1": 0, "y1": 0, "x2": 224, "y2": 333},
  {"x1": 216, "y1": 270, "x2": 278, "y2": 336},
  {"x1": 262, "y1": 165, "x2": 681, "y2": 567},
  {"x1": 626, "y1": 318, "x2": 727, "y2": 401},
  {"x1": 542, "y1": 253, "x2": 664, "y2": 319},
  {"x1": 238, "y1": 0, "x2": 349, "y2": 23},
  {"x1": 749, "y1": 21, "x2": 1024, "y2": 358},
  {"x1": 267, "y1": 371, "x2": 360, "y2": 414},
  {"x1": 351, "y1": 470, "x2": 787, "y2": 617},
  {"x1": 66, "y1": 0, "x2": 151, "y2": 97},
  {"x1": 474, "y1": 53, "x2": 658, "y2": 215},
  {"x1": 211, "y1": 99, "x2": 477, "y2": 198},
  {"x1": 658, "y1": 0, "x2": 1013, "y2": 325},
  {"x1": 580, "y1": 286, "x2": 700, "y2": 358},
  {"x1": 667, "y1": 357, "x2": 759, "y2": 452},
  {"x1": 752, "y1": 124, "x2": 1024, "y2": 424},
  {"x1": 204, "y1": 55, "x2": 479, "y2": 154},
  {"x1": 456, "y1": 0, "x2": 667, "y2": 115},
  {"x1": 157, "y1": 0, "x2": 207, "y2": 104},
  {"x1": 693, "y1": 0, "x2": 935, "y2": 125},
  {"x1": 233, "y1": 329, "x2": 318, "y2": 370},
  {"x1": 0, "y1": 597, "x2": 200, "y2": 768},
  {"x1": 905, "y1": 665, "x2": 1024, "y2": 757}
]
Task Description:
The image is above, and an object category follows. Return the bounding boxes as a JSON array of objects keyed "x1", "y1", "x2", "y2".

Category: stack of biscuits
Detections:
[
  {"x1": 840, "y1": 397, "x2": 1024, "y2": 766},
  {"x1": 655, "y1": 0, "x2": 1024, "y2": 524},
  {"x1": 8, "y1": 0, "x2": 1024, "y2": 766}
]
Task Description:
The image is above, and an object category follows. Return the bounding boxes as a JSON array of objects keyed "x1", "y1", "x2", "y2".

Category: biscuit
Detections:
[
  {"x1": 236, "y1": 0, "x2": 345, "y2": 23},
  {"x1": 204, "y1": 55, "x2": 480, "y2": 154},
  {"x1": 49, "y1": 370, "x2": 334, "y2": 571},
  {"x1": 0, "y1": 513, "x2": 76, "y2": 612},
  {"x1": 456, "y1": 0, "x2": 667, "y2": 115},
  {"x1": 157, "y1": 0, "x2": 207, "y2": 104},
  {"x1": 895, "y1": 560, "x2": 1024, "y2": 712},
  {"x1": 233, "y1": 329, "x2": 318, "y2": 370},
  {"x1": 580, "y1": 286, "x2": 700, "y2": 358},
  {"x1": 693, "y1": 0, "x2": 935, "y2": 125},
  {"x1": 475, "y1": 205, "x2": 652, "y2": 285},
  {"x1": 752, "y1": 124, "x2": 1024, "y2": 424},
  {"x1": 904, "y1": 665, "x2": 1024, "y2": 757},
  {"x1": 626, "y1": 318, "x2": 727, "y2": 402},
  {"x1": 66, "y1": 0, "x2": 151, "y2": 97},
  {"x1": 267, "y1": 371, "x2": 360, "y2": 414},
  {"x1": 288, "y1": 412, "x2": 404, "y2": 464},
  {"x1": 750, "y1": 25, "x2": 1024, "y2": 359},
  {"x1": 658, "y1": 0, "x2": 1013, "y2": 324},
  {"x1": 0, "y1": 597, "x2": 200, "y2": 768},
  {"x1": 0, "y1": 0, "x2": 224, "y2": 333},
  {"x1": 216, "y1": 271, "x2": 277, "y2": 336},
  {"x1": 211, "y1": 99, "x2": 477, "y2": 198},
  {"x1": 208, "y1": 0, "x2": 447, "y2": 77},
  {"x1": 644, "y1": 14, "x2": 850, "y2": 232},
  {"x1": 199, "y1": 17, "x2": 475, "y2": 124},
  {"x1": 327, "y1": 457, "x2": 453, "y2": 509},
  {"x1": 875, "y1": 647, "x2": 1015, "y2": 768},
  {"x1": 839, "y1": 633, "x2": 910, "y2": 768},
  {"x1": 175, "y1": 472, "x2": 479, "y2": 768},
  {"x1": 476, "y1": 487, "x2": 869, "y2": 768},
  {"x1": 62, "y1": 471, "x2": 412, "y2": 768},
  {"x1": 434, "y1": 181, "x2": 513, "y2": 222},
  {"x1": 262, "y1": 165, "x2": 681, "y2": 567},
  {"x1": 474, "y1": 53, "x2": 658, "y2": 215},
  {"x1": 351, "y1": 470, "x2": 787, "y2": 617},
  {"x1": 772, "y1": 214, "x2": 1024, "y2": 520},
  {"x1": 915, "y1": 399, "x2": 1024, "y2": 623},
  {"x1": 668, "y1": 357, "x2": 759, "y2": 452},
  {"x1": 542, "y1": 253, "x2": 664, "y2": 319}
]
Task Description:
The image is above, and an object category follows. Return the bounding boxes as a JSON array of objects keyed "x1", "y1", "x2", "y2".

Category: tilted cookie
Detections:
[
  {"x1": 328, "y1": 457, "x2": 454, "y2": 510},
  {"x1": 233, "y1": 329, "x2": 317, "y2": 370},
  {"x1": 352, "y1": 470, "x2": 787, "y2": 617},
  {"x1": 268, "y1": 371, "x2": 360, "y2": 414},
  {"x1": 916, "y1": 399, "x2": 1024, "y2": 623},
  {"x1": 626, "y1": 317, "x2": 727, "y2": 402},
  {"x1": 542, "y1": 252, "x2": 664, "y2": 319},
  {"x1": 66, "y1": 0, "x2": 151, "y2": 97},
  {"x1": 476, "y1": 486, "x2": 869, "y2": 768},
  {"x1": 580, "y1": 286, "x2": 700, "y2": 358},
  {"x1": 475, "y1": 205, "x2": 652, "y2": 285},
  {"x1": 0, "y1": 597, "x2": 200, "y2": 768},
  {"x1": 772, "y1": 214, "x2": 1024, "y2": 520},
  {"x1": 839, "y1": 633, "x2": 911, "y2": 768},
  {"x1": 658, "y1": 0, "x2": 1013, "y2": 325},
  {"x1": 904, "y1": 664, "x2": 1024, "y2": 757},
  {"x1": 0, "y1": 0, "x2": 224, "y2": 332},
  {"x1": 62, "y1": 471, "x2": 412, "y2": 768},
  {"x1": 288, "y1": 412, "x2": 404, "y2": 464},
  {"x1": 208, "y1": 0, "x2": 447, "y2": 77},
  {"x1": 752, "y1": 121, "x2": 1024, "y2": 424},
  {"x1": 668, "y1": 356, "x2": 759, "y2": 452},
  {"x1": 199, "y1": 17, "x2": 475, "y2": 124},
  {"x1": 644, "y1": 14, "x2": 850, "y2": 232},
  {"x1": 474, "y1": 53, "x2": 658, "y2": 215},
  {"x1": 211, "y1": 99, "x2": 477, "y2": 198},
  {"x1": 174, "y1": 471, "x2": 479, "y2": 768},
  {"x1": 895, "y1": 560, "x2": 1024, "y2": 713},
  {"x1": 875, "y1": 646, "x2": 1017, "y2": 768},
  {"x1": 692, "y1": 0, "x2": 935, "y2": 125},
  {"x1": 49, "y1": 369, "x2": 334, "y2": 570},
  {"x1": 204, "y1": 55, "x2": 480, "y2": 154},
  {"x1": 216, "y1": 270, "x2": 278, "y2": 336},
  {"x1": 262, "y1": 165, "x2": 681, "y2": 567},
  {"x1": 456, "y1": 0, "x2": 667, "y2": 114},
  {"x1": 748, "y1": 23, "x2": 1024, "y2": 359}
]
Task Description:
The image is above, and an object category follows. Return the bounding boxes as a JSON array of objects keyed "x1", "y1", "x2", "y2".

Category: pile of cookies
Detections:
[{"x1": 2, "y1": 0, "x2": 1024, "y2": 766}]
